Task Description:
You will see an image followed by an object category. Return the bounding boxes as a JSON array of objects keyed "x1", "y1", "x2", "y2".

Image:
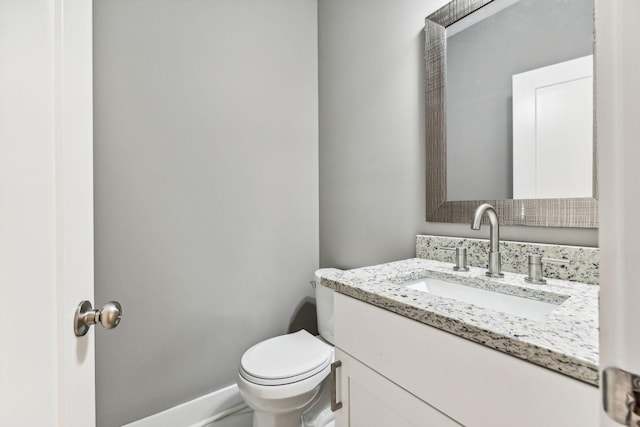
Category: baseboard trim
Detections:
[{"x1": 122, "y1": 384, "x2": 248, "y2": 427}]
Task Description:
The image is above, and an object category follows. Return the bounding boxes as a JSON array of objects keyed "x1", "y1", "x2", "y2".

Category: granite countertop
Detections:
[{"x1": 321, "y1": 258, "x2": 599, "y2": 386}]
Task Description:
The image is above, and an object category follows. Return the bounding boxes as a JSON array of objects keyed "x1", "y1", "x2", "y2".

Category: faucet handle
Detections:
[
  {"x1": 439, "y1": 247, "x2": 469, "y2": 272},
  {"x1": 524, "y1": 255, "x2": 571, "y2": 284},
  {"x1": 524, "y1": 254, "x2": 546, "y2": 284},
  {"x1": 453, "y1": 247, "x2": 469, "y2": 272},
  {"x1": 542, "y1": 257, "x2": 570, "y2": 266}
]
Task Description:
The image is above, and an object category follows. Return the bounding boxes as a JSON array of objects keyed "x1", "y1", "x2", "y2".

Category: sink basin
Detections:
[{"x1": 403, "y1": 277, "x2": 562, "y2": 321}]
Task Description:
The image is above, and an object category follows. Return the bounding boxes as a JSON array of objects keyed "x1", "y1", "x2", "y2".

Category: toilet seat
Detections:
[{"x1": 240, "y1": 330, "x2": 333, "y2": 386}]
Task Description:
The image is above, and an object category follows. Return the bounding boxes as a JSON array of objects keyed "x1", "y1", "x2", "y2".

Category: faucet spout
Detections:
[{"x1": 471, "y1": 204, "x2": 503, "y2": 277}]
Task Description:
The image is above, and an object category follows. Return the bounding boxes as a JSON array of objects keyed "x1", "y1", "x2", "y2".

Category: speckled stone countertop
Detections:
[{"x1": 321, "y1": 258, "x2": 599, "y2": 386}]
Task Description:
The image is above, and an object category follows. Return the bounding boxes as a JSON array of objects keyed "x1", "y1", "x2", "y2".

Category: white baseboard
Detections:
[{"x1": 122, "y1": 384, "x2": 248, "y2": 427}]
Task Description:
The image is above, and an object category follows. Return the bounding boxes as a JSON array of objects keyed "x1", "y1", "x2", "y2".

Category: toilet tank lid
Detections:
[{"x1": 314, "y1": 268, "x2": 341, "y2": 280}]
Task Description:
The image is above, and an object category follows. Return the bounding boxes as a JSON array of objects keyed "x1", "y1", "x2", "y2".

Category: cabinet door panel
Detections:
[{"x1": 335, "y1": 349, "x2": 461, "y2": 427}]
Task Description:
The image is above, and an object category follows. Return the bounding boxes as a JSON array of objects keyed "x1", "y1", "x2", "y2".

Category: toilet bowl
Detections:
[{"x1": 237, "y1": 268, "x2": 341, "y2": 427}]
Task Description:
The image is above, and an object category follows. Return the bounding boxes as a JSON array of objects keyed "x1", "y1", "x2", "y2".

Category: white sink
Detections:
[{"x1": 403, "y1": 277, "x2": 563, "y2": 321}]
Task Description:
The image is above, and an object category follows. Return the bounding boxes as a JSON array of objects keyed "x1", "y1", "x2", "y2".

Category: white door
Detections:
[
  {"x1": 597, "y1": 0, "x2": 640, "y2": 426},
  {"x1": 0, "y1": 1, "x2": 96, "y2": 426}
]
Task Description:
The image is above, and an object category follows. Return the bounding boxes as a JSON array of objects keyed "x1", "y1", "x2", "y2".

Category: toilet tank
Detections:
[{"x1": 314, "y1": 268, "x2": 341, "y2": 345}]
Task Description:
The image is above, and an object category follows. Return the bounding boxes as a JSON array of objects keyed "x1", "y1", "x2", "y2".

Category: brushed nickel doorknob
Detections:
[{"x1": 74, "y1": 300, "x2": 122, "y2": 337}]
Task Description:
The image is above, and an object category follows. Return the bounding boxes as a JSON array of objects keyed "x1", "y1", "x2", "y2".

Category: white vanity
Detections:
[{"x1": 322, "y1": 240, "x2": 600, "y2": 427}]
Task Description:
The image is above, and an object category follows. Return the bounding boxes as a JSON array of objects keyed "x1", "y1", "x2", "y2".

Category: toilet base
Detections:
[
  {"x1": 252, "y1": 408, "x2": 305, "y2": 427},
  {"x1": 301, "y1": 377, "x2": 334, "y2": 427},
  {"x1": 239, "y1": 378, "x2": 321, "y2": 427},
  {"x1": 244, "y1": 377, "x2": 334, "y2": 427}
]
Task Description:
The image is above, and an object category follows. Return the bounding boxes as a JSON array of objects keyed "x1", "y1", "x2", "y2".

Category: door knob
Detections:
[{"x1": 74, "y1": 300, "x2": 122, "y2": 337}]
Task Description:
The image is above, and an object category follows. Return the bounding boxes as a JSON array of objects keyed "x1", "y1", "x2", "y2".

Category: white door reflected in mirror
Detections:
[{"x1": 512, "y1": 55, "x2": 593, "y2": 199}]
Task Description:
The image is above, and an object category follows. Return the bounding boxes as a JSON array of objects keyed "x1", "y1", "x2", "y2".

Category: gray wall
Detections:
[
  {"x1": 447, "y1": 0, "x2": 593, "y2": 200},
  {"x1": 319, "y1": 0, "x2": 597, "y2": 270},
  {"x1": 93, "y1": 1, "x2": 318, "y2": 426}
]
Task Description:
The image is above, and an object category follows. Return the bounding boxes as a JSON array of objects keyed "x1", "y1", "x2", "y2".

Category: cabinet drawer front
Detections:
[{"x1": 334, "y1": 293, "x2": 599, "y2": 427}]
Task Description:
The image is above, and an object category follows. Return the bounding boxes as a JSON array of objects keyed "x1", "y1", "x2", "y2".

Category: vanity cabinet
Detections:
[{"x1": 332, "y1": 293, "x2": 599, "y2": 427}]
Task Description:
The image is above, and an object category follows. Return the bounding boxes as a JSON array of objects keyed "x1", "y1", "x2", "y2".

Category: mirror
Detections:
[{"x1": 425, "y1": 0, "x2": 598, "y2": 227}]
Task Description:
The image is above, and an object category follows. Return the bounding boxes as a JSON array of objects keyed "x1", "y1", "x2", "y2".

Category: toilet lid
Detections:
[{"x1": 240, "y1": 330, "x2": 333, "y2": 386}]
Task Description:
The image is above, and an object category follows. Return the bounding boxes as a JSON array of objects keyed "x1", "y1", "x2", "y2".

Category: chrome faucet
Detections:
[{"x1": 471, "y1": 203, "x2": 504, "y2": 278}]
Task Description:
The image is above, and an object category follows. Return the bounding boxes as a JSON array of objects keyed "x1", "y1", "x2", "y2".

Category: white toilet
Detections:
[{"x1": 237, "y1": 268, "x2": 340, "y2": 427}]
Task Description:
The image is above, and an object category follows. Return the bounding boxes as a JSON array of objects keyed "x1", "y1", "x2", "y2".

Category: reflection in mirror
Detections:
[
  {"x1": 425, "y1": 0, "x2": 598, "y2": 228},
  {"x1": 446, "y1": 0, "x2": 593, "y2": 201},
  {"x1": 512, "y1": 55, "x2": 593, "y2": 199}
]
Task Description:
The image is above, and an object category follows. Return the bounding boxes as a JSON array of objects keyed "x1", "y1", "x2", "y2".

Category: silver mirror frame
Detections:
[{"x1": 425, "y1": 0, "x2": 598, "y2": 228}]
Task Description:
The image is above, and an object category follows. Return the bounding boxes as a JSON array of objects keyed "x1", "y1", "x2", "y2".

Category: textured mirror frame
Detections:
[{"x1": 425, "y1": 0, "x2": 598, "y2": 228}]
